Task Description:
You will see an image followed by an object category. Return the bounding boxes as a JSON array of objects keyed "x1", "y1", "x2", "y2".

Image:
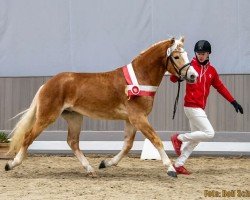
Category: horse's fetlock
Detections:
[
  {"x1": 86, "y1": 165, "x2": 95, "y2": 173},
  {"x1": 167, "y1": 165, "x2": 176, "y2": 172}
]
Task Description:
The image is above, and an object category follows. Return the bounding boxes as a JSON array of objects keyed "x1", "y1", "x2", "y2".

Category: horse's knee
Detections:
[
  {"x1": 127, "y1": 142, "x2": 133, "y2": 150},
  {"x1": 123, "y1": 142, "x2": 133, "y2": 154},
  {"x1": 67, "y1": 138, "x2": 74, "y2": 147},
  {"x1": 67, "y1": 137, "x2": 79, "y2": 149},
  {"x1": 152, "y1": 138, "x2": 163, "y2": 149}
]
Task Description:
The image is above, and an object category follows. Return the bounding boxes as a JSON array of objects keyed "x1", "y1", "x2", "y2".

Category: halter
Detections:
[
  {"x1": 167, "y1": 51, "x2": 191, "y2": 81},
  {"x1": 166, "y1": 44, "x2": 191, "y2": 119}
]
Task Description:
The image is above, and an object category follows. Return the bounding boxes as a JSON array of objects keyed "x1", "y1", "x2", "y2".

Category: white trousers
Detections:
[{"x1": 175, "y1": 107, "x2": 215, "y2": 167}]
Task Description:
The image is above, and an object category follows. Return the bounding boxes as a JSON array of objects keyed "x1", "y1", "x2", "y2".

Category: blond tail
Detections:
[{"x1": 8, "y1": 85, "x2": 44, "y2": 154}]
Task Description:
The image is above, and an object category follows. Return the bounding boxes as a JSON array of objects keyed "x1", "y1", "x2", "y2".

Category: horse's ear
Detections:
[
  {"x1": 170, "y1": 38, "x2": 175, "y2": 45},
  {"x1": 180, "y1": 36, "x2": 185, "y2": 43}
]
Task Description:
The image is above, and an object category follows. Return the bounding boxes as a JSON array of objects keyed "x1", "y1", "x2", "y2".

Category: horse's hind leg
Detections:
[
  {"x1": 6, "y1": 98, "x2": 62, "y2": 171},
  {"x1": 5, "y1": 119, "x2": 54, "y2": 171},
  {"x1": 99, "y1": 121, "x2": 136, "y2": 169},
  {"x1": 61, "y1": 111, "x2": 96, "y2": 177},
  {"x1": 129, "y1": 114, "x2": 177, "y2": 178}
]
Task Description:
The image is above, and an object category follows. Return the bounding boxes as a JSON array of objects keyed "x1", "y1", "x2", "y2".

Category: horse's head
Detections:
[{"x1": 166, "y1": 37, "x2": 198, "y2": 83}]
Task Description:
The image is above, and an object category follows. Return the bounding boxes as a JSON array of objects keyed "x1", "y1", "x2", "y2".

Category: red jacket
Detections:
[{"x1": 170, "y1": 57, "x2": 234, "y2": 109}]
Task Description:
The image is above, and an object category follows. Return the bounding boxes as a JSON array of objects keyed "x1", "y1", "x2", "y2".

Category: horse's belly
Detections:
[{"x1": 72, "y1": 104, "x2": 128, "y2": 120}]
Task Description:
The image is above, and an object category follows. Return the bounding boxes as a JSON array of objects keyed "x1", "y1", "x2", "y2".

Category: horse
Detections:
[{"x1": 5, "y1": 37, "x2": 198, "y2": 178}]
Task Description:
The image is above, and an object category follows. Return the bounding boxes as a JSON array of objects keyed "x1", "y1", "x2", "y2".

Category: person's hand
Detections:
[{"x1": 231, "y1": 100, "x2": 243, "y2": 114}]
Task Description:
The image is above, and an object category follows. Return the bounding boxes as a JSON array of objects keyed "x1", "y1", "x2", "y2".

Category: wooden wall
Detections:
[{"x1": 0, "y1": 75, "x2": 249, "y2": 132}]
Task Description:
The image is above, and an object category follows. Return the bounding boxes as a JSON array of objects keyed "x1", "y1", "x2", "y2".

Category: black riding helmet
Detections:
[{"x1": 194, "y1": 40, "x2": 211, "y2": 54}]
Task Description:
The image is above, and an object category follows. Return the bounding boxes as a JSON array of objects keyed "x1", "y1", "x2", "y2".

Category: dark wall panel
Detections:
[{"x1": 0, "y1": 75, "x2": 249, "y2": 132}]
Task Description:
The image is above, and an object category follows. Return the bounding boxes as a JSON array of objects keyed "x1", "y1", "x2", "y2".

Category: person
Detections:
[{"x1": 170, "y1": 40, "x2": 243, "y2": 175}]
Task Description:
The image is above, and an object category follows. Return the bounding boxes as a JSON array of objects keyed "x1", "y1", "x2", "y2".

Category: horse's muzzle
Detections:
[{"x1": 186, "y1": 66, "x2": 198, "y2": 83}]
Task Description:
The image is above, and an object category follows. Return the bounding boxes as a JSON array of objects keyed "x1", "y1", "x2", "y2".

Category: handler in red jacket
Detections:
[{"x1": 170, "y1": 40, "x2": 243, "y2": 175}]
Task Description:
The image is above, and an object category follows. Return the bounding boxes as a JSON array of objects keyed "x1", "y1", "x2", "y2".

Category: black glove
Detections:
[{"x1": 231, "y1": 100, "x2": 243, "y2": 114}]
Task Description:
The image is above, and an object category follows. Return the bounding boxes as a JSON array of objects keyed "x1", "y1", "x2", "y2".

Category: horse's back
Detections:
[
  {"x1": 38, "y1": 69, "x2": 129, "y2": 119},
  {"x1": 50, "y1": 69, "x2": 124, "y2": 85}
]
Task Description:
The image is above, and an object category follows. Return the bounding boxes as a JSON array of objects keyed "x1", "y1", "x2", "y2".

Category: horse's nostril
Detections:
[{"x1": 190, "y1": 74, "x2": 195, "y2": 80}]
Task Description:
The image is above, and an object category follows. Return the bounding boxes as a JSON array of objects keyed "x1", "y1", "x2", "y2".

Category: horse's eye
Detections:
[{"x1": 174, "y1": 56, "x2": 179, "y2": 59}]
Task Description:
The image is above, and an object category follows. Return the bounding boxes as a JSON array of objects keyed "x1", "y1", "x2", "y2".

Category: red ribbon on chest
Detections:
[{"x1": 122, "y1": 64, "x2": 158, "y2": 97}]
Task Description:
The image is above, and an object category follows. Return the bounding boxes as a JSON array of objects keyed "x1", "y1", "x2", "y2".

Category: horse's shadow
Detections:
[
  {"x1": 7, "y1": 165, "x2": 174, "y2": 182},
  {"x1": 5, "y1": 159, "x2": 243, "y2": 181}
]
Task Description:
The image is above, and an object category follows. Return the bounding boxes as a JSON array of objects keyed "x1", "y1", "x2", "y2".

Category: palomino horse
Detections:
[{"x1": 5, "y1": 37, "x2": 198, "y2": 178}]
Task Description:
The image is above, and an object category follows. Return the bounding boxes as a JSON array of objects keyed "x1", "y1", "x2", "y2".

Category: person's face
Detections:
[{"x1": 195, "y1": 52, "x2": 209, "y2": 63}]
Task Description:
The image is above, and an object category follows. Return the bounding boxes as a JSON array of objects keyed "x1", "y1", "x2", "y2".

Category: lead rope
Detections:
[
  {"x1": 172, "y1": 80, "x2": 181, "y2": 120},
  {"x1": 168, "y1": 56, "x2": 190, "y2": 120}
]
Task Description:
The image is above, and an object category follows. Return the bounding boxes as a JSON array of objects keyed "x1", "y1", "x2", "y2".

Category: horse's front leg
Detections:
[
  {"x1": 129, "y1": 114, "x2": 177, "y2": 178},
  {"x1": 62, "y1": 111, "x2": 96, "y2": 177},
  {"x1": 99, "y1": 120, "x2": 136, "y2": 169}
]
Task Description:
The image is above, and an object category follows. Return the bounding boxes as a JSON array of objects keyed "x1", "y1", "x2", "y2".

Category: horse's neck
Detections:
[{"x1": 132, "y1": 51, "x2": 166, "y2": 86}]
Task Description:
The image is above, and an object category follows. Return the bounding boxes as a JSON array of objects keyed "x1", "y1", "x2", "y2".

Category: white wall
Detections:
[{"x1": 0, "y1": 0, "x2": 250, "y2": 76}]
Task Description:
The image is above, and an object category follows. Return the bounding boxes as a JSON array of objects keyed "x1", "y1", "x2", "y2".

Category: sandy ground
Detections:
[{"x1": 0, "y1": 154, "x2": 249, "y2": 200}]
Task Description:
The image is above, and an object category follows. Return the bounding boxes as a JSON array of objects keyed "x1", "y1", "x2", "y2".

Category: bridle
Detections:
[
  {"x1": 166, "y1": 50, "x2": 191, "y2": 119},
  {"x1": 167, "y1": 50, "x2": 191, "y2": 81}
]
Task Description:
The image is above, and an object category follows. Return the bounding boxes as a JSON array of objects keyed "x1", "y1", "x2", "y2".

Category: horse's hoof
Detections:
[
  {"x1": 5, "y1": 163, "x2": 11, "y2": 171},
  {"x1": 99, "y1": 160, "x2": 106, "y2": 169},
  {"x1": 167, "y1": 171, "x2": 177, "y2": 178}
]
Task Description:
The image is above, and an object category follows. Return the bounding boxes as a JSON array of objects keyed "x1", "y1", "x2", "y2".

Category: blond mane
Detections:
[{"x1": 139, "y1": 39, "x2": 170, "y2": 55}]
